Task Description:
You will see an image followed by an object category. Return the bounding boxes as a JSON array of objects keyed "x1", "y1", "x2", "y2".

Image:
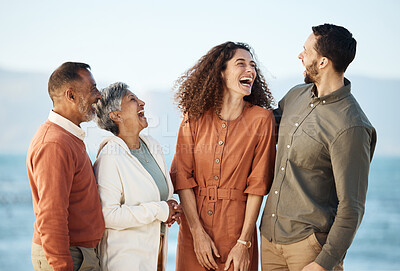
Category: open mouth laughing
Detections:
[
  {"x1": 239, "y1": 75, "x2": 254, "y2": 88},
  {"x1": 137, "y1": 109, "x2": 145, "y2": 119}
]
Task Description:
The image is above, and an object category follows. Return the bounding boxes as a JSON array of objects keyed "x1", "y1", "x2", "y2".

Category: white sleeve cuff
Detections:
[{"x1": 156, "y1": 201, "x2": 170, "y2": 222}]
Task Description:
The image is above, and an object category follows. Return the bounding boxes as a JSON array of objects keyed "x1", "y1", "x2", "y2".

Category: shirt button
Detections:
[
  {"x1": 208, "y1": 210, "x2": 213, "y2": 215},
  {"x1": 310, "y1": 104, "x2": 314, "y2": 107},
  {"x1": 272, "y1": 214, "x2": 276, "y2": 217},
  {"x1": 287, "y1": 145, "x2": 290, "y2": 148},
  {"x1": 274, "y1": 191, "x2": 278, "y2": 194},
  {"x1": 295, "y1": 123, "x2": 299, "y2": 127},
  {"x1": 218, "y1": 140, "x2": 224, "y2": 146},
  {"x1": 222, "y1": 123, "x2": 227, "y2": 128},
  {"x1": 281, "y1": 167, "x2": 285, "y2": 171},
  {"x1": 214, "y1": 176, "x2": 219, "y2": 180},
  {"x1": 215, "y1": 158, "x2": 220, "y2": 164}
]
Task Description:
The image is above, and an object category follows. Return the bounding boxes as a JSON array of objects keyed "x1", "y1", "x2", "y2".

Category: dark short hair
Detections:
[
  {"x1": 312, "y1": 24, "x2": 356, "y2": 73},
  {"x1": 48, "y1": 62, "x2": 91, "y2": 101}
]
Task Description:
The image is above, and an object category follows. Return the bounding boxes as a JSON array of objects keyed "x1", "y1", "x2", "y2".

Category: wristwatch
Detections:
[{"x1": 237, "y1": 239, "x2": 251, "y2": 248}]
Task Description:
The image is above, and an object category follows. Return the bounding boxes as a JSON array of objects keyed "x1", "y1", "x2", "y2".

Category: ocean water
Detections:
[{"x1": 0, "y1": 155, "x2": 399, "y2": 270}]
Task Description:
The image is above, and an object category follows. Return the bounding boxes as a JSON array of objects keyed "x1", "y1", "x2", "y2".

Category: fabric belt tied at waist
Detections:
[{"x1": 198, "y1": 186, "x2": 247, "y2": 202}]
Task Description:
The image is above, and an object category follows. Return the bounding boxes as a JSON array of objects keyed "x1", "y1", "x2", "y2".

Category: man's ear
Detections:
[
  {"x1": 109, "y1": 111, "x2": 122, "y2": 123},
  {"x1": 319, "y1": 57, "x2": 329, "y2": 69},
  {"x1": 65, "y1": 88, "x2": 77, "y2": 103}
]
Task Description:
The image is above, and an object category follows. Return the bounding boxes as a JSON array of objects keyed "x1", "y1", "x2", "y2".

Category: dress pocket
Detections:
[
  {"x1": 289, "y1": 130, "x2": 323, "y2": 170},
  {"x1": 226, "y1": 201, "x2": 246, "y2": 239}
]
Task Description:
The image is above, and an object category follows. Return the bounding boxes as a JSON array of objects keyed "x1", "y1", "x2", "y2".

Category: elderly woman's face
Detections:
[
  {"x1": 119, "y1": 90, "x2": 148, "y2": 131},
  {"x1": 221, "y1": 49, "x2": 256, "y2": 98}
]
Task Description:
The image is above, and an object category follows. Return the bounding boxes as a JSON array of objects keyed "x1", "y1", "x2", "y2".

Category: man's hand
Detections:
[
  {"x1": 224, "y1": 243, "x2": 250, "y2": 271},
  {"x1": 302, "y1": 262, "x2": 327, "y2": 271}
]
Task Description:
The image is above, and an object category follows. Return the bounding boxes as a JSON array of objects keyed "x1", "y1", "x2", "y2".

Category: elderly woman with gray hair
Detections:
[{"x1": 93, "y1": 82, "x2": 182, "y2": 271}]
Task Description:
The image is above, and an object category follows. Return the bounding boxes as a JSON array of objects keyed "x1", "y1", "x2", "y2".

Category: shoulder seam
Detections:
[{"x1": 331, "y1": 125, "x2": 371, "y2": 146}]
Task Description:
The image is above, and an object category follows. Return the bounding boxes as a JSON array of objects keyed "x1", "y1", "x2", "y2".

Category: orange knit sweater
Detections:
[{"x1": 27, "y1": 120, "x2": 105, "y2": 270}]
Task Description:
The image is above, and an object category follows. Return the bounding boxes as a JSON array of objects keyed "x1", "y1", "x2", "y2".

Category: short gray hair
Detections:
[{"x1": 94, "y1": 82, "x2": 129, "y2": 135}]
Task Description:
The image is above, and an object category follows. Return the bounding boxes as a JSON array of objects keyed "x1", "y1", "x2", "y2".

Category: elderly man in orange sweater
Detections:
[{"x1": 27, "y1": 62, "x2": 105, "y2": 271}]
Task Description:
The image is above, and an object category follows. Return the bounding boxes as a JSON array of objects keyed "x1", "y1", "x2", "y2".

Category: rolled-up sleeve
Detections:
[
  {"x1": 170, "y1": 117, "x2": 198, "y2": 192},
  {"x1": 244, "y1": 111, "x2": 276, "y2": 196},
  {"x1": 315, "y1": 126, "x2": 376, "y2": 269}
]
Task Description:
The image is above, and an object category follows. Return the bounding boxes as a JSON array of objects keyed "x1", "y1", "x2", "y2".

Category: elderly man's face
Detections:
[{"x1": 75, "y1": 70, "x2": 102, "y2": 123}]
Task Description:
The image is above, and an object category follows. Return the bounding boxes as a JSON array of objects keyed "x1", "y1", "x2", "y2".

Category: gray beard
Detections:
[{"x1": 78, "y1": 98, "x2": 95, "y2": 122}]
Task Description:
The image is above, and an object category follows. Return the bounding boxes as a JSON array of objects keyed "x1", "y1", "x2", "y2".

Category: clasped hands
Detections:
[
  {"x1": 192, "y1": 228, "x2": 250, "y2": 271},
  {"x1": 166, "y1": 200, "x2": 183, "y2": 227}
]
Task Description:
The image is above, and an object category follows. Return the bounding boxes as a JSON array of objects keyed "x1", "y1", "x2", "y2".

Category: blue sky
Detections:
[{"x1": 1, "y1": 0, "x2": 399, "y2": 92}]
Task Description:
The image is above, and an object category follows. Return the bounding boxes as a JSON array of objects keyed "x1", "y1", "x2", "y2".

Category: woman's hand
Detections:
[
  {"x1": 224, "y1": 242, "x2": 250, "y2": 271},
  {"x1": 223, "y1": 194, "x2": 263, "y2": 271},
  {"x1": 166, "y1": 200, "x2": 183, "y2": 226},
  {"x1": 177, "y1": 189, "x2": 220, "y2": 269},
  {"x1": 192, "y1": 228, "x2": 220, "y2": 270}
]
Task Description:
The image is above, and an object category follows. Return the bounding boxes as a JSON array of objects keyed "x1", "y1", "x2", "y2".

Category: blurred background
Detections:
[{"x1": 0, "y1": 0, "x2": 399, "y2": 270}]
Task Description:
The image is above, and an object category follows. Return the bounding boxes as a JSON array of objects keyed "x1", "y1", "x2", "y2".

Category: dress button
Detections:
[
  {"x1": 214, "y1": 176, "x2": 219, "y2": 180},
  {"x1": 281, "y1": 167, "x2": 284, "y2": 171},
  {"x1": 295, "y1": 123, "x2": 299, "y2": 127},
  {"x1": 215, "y1": 158, "x2": 220, "y2": 164},
  {"x1": 287, "y1": 145, "x2": 290, "y2": 149},
  {"x1": 208, "y1": 210, "x2": 213, "y2": 215},
  {"x1": 274, "y1": 191, "x2": 278, "y2": 194},
  {"x1": 222, "y1": 123, "x2": 227, "y2": 128},
  {"x1": 310, "y1": 104, "x2": 314, "y2": 107},
  {"x1": 218, "y1": 140, "x2": 224, "y2": 146},
  {"x1": 272, "y1": 213, "x2": 275, "y2": 217}
]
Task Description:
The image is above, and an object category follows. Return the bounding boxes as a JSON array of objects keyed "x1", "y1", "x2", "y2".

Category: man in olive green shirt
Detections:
[{"x1": 260, "y1": 24, "x2": 376, "y2": 271}]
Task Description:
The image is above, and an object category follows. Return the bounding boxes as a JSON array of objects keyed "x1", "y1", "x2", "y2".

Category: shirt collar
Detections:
[
  {"x1": 310, "y1": 78, "x2": 351, "y2": 104},
  {"x1": 48, "y1": 110, "x2": 86, "y2": 141}
]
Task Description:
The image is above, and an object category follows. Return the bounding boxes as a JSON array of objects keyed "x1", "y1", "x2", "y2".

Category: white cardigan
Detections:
[{"x1": 93, "y1": 134, "x2": 175, "y2": 271}]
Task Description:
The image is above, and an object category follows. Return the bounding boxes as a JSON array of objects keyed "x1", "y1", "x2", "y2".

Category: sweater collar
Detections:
[{"x1": 48, "y1": 110, "x2": 86, "y2": 141}]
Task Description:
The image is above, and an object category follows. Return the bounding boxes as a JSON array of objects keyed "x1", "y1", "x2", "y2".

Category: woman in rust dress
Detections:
[{"x1": 170, "y1": 42, "x2": 276, "y2": 271}]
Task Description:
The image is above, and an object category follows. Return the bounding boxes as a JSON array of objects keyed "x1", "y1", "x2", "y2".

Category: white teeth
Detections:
[
  {"x1": 239, "y1": 76, "x2": 253, "y2": 86},
  {"x1": 137, "y1": 109, "x2": 145, "y2": 118}
]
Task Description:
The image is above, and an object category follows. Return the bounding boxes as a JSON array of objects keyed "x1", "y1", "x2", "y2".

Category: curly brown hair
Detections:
[{"x1": 174, "y1": 41, "x2": 274, "y2": 119}]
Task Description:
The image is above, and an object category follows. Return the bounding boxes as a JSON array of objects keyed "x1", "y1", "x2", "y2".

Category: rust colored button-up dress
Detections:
[{"x1": 170, "y1": 102, "x2": 276, "y2": 271}]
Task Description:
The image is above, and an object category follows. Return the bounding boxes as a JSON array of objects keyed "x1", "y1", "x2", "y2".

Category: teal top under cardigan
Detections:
[{"x1": 130, "y1": 138, "x2": 169, "y2": 235}]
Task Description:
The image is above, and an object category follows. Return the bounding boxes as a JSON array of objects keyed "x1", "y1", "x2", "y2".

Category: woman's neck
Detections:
[
  {"x1": 118, "y1": 129, "x2": 141, "y2": 149},
  {"x1": 219, "y1": 93, "x2": 245, "y2": 121}
]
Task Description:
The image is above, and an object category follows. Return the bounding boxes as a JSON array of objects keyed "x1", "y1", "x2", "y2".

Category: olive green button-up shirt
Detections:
[{"x1": 260, "y1": 79, "x2": 377, "y2": 270}]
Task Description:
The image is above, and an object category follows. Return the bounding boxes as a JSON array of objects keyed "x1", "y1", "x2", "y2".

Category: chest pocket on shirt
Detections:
[{"x1": 289, "y1": 129, "x2": 324, "y2": 170}]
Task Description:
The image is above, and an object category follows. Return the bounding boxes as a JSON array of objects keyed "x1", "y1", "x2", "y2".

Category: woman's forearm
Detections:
[
  {"x1": 239, "y1": 194, "x2": 263, "y2": 242},
  {"x1": 178, "y1": 188, "x2": 204, "y2": 233}
]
